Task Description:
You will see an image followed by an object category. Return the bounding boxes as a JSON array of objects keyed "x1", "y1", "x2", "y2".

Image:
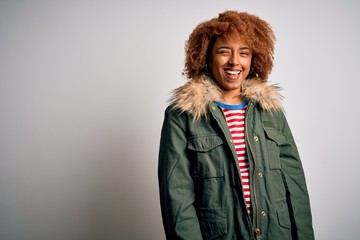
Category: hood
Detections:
[{"x1": 170, "y1": 75, "x2": 283, "y2": 121}]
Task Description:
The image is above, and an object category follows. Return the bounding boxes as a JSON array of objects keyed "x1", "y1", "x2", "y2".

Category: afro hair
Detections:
[{"x1": 184, "y1": 10, "x2": 275, "y2": 81}]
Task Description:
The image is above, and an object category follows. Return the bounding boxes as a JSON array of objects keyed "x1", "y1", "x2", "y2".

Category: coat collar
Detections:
[{"x1": 170, "y1": 74, "x2": 283, "y2": 121}]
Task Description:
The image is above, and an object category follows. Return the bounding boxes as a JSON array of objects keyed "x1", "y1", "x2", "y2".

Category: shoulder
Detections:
[
  {"x1": 162, "y1": 105, "x2": 190, "y2": 129},
  {"x1": 254, "y1": 104, "x2": 287, "y2": 130},
  {"x1": 242, "y1": 78, "x2": 283, "y2": 112}
]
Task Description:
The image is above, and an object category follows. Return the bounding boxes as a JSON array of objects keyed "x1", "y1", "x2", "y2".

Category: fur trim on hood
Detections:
[{"x1": 170, "y1": 75, "x2": 283, "y2": 121}]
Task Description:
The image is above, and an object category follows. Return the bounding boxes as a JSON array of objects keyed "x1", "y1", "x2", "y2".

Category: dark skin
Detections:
[{"x1": 209, "y1": 33, "x2": 252, "y2": 104}]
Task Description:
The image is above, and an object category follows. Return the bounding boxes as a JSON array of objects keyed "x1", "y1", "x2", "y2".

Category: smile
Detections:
[
  {"x1": 225, "y1": 70, "x2": 241, "y2": 75},
  {"x1": 224, "y1": 69, "x2": 242, "y2": 79}
]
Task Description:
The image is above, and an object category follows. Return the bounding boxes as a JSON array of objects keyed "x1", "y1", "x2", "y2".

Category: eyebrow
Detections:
[{"x1": 217, "y1": 46, "x2": 250, "y2": 50}]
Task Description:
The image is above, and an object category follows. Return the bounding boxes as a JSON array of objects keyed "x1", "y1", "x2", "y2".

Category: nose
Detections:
[{"x1": 228, "y1": 54, "x2": 239, "y2": 66}]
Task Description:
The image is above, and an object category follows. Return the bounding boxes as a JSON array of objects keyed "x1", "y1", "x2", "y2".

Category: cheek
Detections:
[
  {"x1": 210, "y1": 57, "x2": 224, "y2": 68},
  {"x1": 243, "y1": 59, "x2": 252, "y2": 70},
  {"x1": 209, "y1": 65, "x2": 224, "y2": 83},
  {"x1": 210, "y1": 60, "x2": 223, "y2": 74},
  {"x1": 210, "y1": 66, "x2": 221, "y2": 81}
]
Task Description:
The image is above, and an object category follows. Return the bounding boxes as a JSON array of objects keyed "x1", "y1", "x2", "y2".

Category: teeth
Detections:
[{"x1": 225, "y1": 70, "x2": 241, "y2": 75}]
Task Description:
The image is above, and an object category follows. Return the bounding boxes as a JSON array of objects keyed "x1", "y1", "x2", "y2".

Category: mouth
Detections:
[{"x1": 224, "y1": 69, "x2": 242, "y2": 79}]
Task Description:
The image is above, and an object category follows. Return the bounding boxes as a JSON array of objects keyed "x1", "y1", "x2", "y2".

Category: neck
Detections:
[{"x1": 221, "y1": 93, "x2": 242, "y2": 105}]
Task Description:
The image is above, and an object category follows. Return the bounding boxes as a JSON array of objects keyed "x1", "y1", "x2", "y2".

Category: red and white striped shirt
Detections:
[{"x1": 217, "y1": 101, "x2": 251, "y2": 214}]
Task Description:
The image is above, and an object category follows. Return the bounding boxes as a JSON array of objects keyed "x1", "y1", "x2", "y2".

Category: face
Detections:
[{"x1": 209, "y1": 34, "x2": 252, "y2": 98}]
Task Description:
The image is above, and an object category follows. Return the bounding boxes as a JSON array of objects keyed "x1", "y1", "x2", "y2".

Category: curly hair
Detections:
[{"x1": 184, "y1": 10, "x2": 275, "y2": 81}]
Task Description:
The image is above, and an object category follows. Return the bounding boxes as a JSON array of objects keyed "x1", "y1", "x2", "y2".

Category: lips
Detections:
[
  {"x1": 225, "y1": 70, "x2": 241, "y2": 75},
  {"x1": 224, "y1": 69, "x2": 242, "y2": 79}
]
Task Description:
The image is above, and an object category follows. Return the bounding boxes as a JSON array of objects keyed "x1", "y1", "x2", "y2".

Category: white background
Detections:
[{"x1": 1, "y1": 0, "x2": 359, "y2": 239}]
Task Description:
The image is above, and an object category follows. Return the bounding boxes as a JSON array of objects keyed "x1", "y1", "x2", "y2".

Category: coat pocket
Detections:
[
  {"x1": 188, "y1": 135, "x2": 224, "y2": 179},
  {"x1": 263, "y1": 127, "x2": 288, "y2": 170},
  {"x1": 276, "y1": 206, "x2": 291, "y2": 229},
  {"x1": 198, "y1": 208, "x2": 228, "y2": 240}
]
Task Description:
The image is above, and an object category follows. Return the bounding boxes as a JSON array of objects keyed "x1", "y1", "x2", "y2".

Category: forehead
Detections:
[{"x1": 214, "y1": 33, "x2": 249, "y2": 47}]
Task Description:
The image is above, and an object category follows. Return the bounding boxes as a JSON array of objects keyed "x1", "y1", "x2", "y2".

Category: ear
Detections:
[
  {"x1": 205, "y1": 63, "x2": 211, "y2": 73},
  {"x1": 247, "y1": 60, "x2": 258, "y2": 79}
]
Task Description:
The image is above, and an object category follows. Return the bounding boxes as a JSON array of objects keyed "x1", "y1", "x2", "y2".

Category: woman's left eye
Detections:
[{"x1": 240, "y1": 52, "x2": 249, "y2": 56}]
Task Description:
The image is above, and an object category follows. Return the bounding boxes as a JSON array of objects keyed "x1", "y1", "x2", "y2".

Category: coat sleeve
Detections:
[
  {"x1": 158, "y1": 107, "x2": 202, "y2": 240},
  {"x1": 277, "y1": 112, "x2": 315, "y2": 240}
]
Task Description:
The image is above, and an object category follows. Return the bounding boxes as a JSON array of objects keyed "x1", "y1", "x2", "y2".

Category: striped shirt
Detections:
[{"x1": 216, "y1": 101, "x2": 251, "y2": 214}]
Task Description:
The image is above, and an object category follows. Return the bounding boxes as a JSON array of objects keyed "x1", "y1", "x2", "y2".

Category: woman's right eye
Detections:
[{"x1": 218, "y1": 50, "x2": 230, "y2": 55}]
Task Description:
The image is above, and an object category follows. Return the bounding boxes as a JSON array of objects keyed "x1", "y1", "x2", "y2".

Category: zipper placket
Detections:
[
  {"x1": 245, "y1": 102, "x2": 261, "y2": 239},
  {"x1": 211, "y1": 102, "x2": 261, "y2": 239}
]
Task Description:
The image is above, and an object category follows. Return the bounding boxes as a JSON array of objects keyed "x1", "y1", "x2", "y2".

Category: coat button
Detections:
[
  {"x1": 229, "y1": 139, "x2": 233, "y2": 143},
  {"x1": 261, "y1": 211, "x2": 266, "y2": 216},
  {"x1": 254, "y1": 136, "x2": 259, "y2": 141},
  {"x1": 211, "y1": 105, "x2": 216, "y2": 110},
  {"x1": 258, "y1": 172, "x2": 263, "y2": 178}
]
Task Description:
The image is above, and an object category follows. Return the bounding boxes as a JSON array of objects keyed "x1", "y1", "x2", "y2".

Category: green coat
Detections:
[{"x1": 158, "y1": 75, "x2": 314, "y2": 240}]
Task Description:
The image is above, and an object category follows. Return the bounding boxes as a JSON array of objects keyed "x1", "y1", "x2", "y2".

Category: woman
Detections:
[{"x1": 158, "y1": 10, "x2": 314, "y2": 240}]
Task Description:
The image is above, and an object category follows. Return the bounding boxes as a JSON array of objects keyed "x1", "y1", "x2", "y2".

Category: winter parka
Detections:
[{"x1": 158, "y1": 75, "x2": 314, "y2": 240}]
